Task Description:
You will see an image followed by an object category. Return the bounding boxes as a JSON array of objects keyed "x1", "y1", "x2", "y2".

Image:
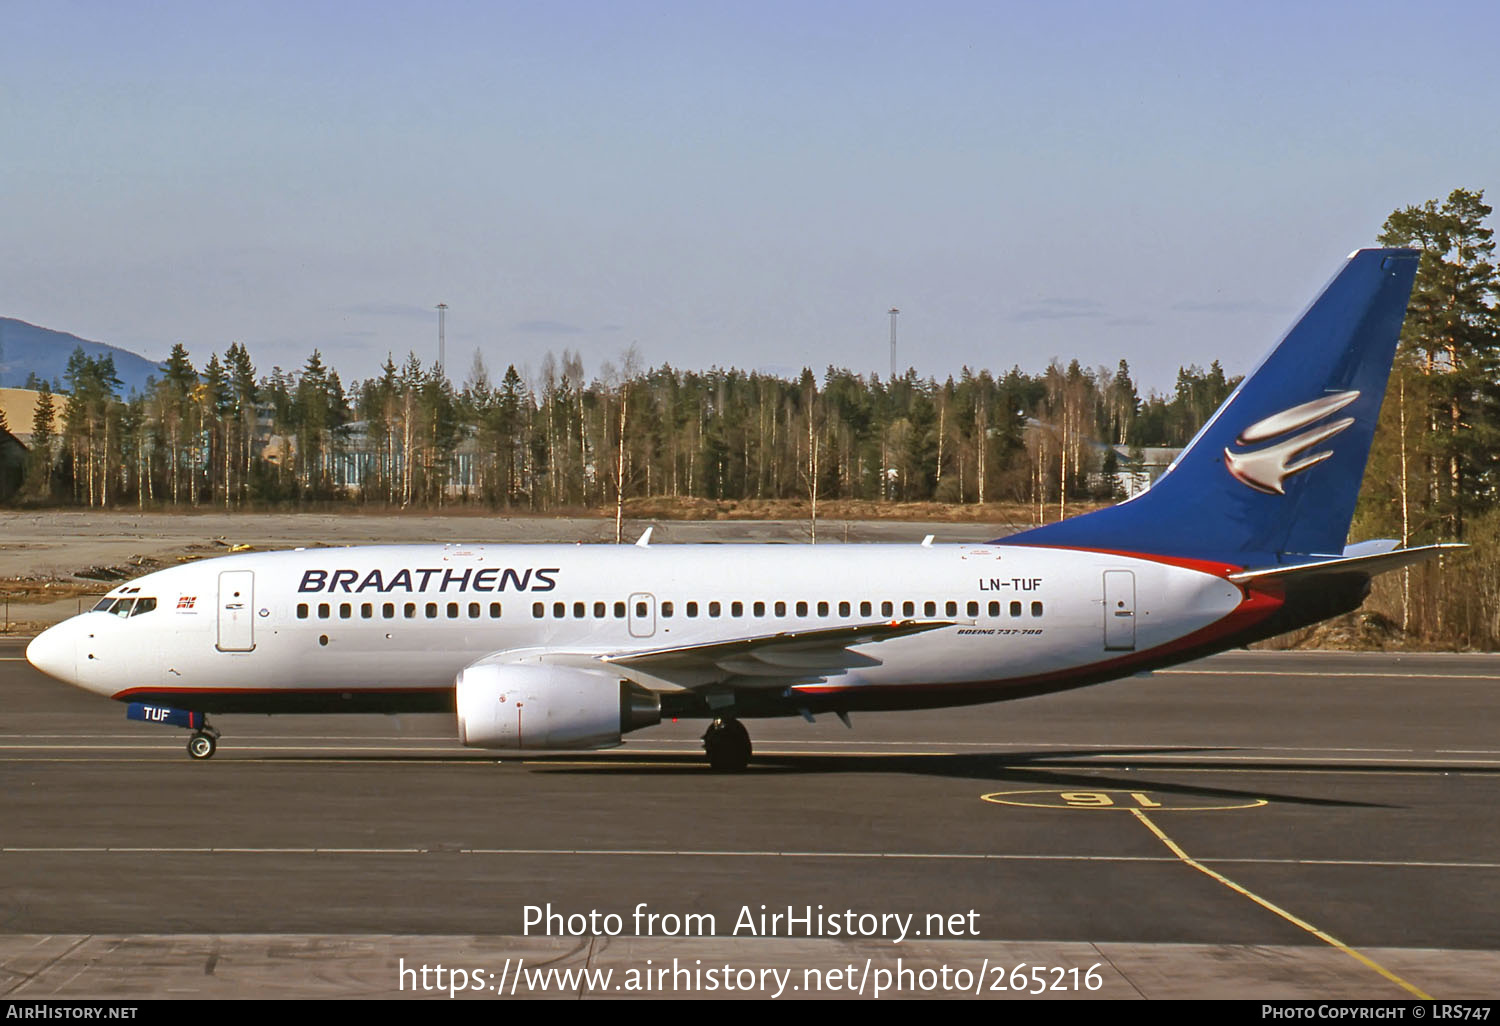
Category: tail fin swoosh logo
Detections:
[{"x1": 1223, "y1": 390, "x2": 1360, "y2": 495}]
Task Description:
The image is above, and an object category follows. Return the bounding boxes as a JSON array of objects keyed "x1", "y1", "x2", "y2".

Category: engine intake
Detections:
[{"x1": 455, "y1": 663, "x2": 661, "y2": 750}]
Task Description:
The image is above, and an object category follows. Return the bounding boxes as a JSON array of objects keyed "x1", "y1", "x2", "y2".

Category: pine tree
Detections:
[
  {"x1": 201, "y1": 353, "x2": 232, "y2": 505},
  {"x1": 293, "y1": 350, "x2": 334, "y2": 494},
  {"x1": 1110, "y1": 359, "x2": 1139, "y2": 446},
  {"x1": 1373, "y1": 188, "x2": 1500, "y2": 540},
  {"x1": 497, "y1": 365, "x2": 526, "y2": 505},
  {"x1": 225, "y1": 342, "x2": 258, "y2": 504},
  {"x1": 1353, "y1": 188, "x2": 1500, "y2": 642},
  {"x1": 158, "y1": 343, "x2": 198, "y2": 503},
  {"x1": 27, "y1": 382, "x2": 55, "y2": 498}
]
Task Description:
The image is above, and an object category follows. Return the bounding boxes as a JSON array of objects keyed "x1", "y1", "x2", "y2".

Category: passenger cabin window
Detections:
[
  {"x1": 339, "y1": 602, "x2": 352, "y2": 619},
  {"x1": 297, "y1": 603, "x2": 309, "y2": 619},
  {"x1": 361, "y1": 602, "x2": 373, "y2": 618},
  {"x1": 490, "y1": 602, "x2": 502, "y2": 618},
  {"x1": 614, "y1": 602, "x2": 626, "y2": 618},
  {"x1": 817, "y1": 601, "x2": 829, "y2": 617},
  {"x1": 731, "y1": 601, "x2": 743, "y2": 617},
  {"x1": 573, "y1": 602, "x2": 585, "y2": 618},
  {"x1": 902, "y1": 601, "x2": 914, "y2": 617},
  {"x1": 636, "y1": 601, "x2": 648, "y2": 618},
  {"x1": 967, "y1": 601, "x2": 979, "y2": 617},
  {"x1": 795, "y1": 601, "x2": 808, "y2": 617},
  {"x1": 709, "y1": 601, "x2": 721, "y2": 617},
  {"x1": 774, "y1": 601, "x2": 786, "y2": 617},
  {"x1": 1010, "y1": 601, "x2": 1022, "y2": 617},
  {"x1": 533, "y1": 602, "x2": 544, "y2": 618},
  {"x1": 859, "y1": 601, "x2": 871, "y2": 617},
  {"x1": 662, "y1": 601, "x2": 674, "y2": 617},
  {"x1": 595, "y1": 601, "x2": 607, "y2": 618},
  {"x1": 1031, "y1": 601, "x2": 1044, "y2": 617},
  {"x1": 469, "y1": 602, "x2": 480, "y2": 619},
  {"x1": 404, "y1": 602, "x2": 417, "y2": 619},
  {"x1": 318, "y1": 603, "x2": 330, "y2": 619},
  {"x1": 945, "y1": 601, "x2": 958, "y2": 617},
  {"x1": 686, "y1": 602, "x2": 699, "y2": 618},
  {"x1": 881, "y1": 601, "x2": 893, "y2": 617},
  {"x1": 447, "y1": 602, "x2": 459, "y2": 619},
  {"x1": 383, "y1": 602, "x2": 395, "y2": 618},
  {"x1": 553, "y1": 602, "x2": 565, "y2": 618},
  {"x1": 753, "y1": 601, "x2": 765, "y2": 616},
  {"x1": 426, "y1": 602, "x2": 439, "y2": 619},
  {"x1": 988, "y1": 601, "x2": 1000, "y2": 617}
]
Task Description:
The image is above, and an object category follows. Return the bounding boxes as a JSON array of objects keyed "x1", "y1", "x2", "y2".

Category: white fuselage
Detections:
[{"x1": 29, "y1": 542, "x2": 1248, "y2": 711}]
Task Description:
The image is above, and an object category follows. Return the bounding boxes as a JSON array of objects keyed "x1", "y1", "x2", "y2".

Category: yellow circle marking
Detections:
[{"x1": 981, "y1": 789, "x2": 1266, "y2": 812}]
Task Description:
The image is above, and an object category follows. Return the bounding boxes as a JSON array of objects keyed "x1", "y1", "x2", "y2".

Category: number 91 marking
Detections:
[{"x1": 981, "y1": 789, "x2": 1267, "y2": 812}]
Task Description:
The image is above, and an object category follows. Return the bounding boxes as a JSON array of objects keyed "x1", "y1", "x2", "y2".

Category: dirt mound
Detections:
[
  {"x1": 72, "y1": 556, "x2": 170, "y2": 582},
  {"x1": 1259, "y1": 610, "x2": 1407, "y2": 651},
  {"x1": 618, "y1": 496, "x2": 1102, "y2": 525},
  {"x1": 0, "y1": 576, "x2": 103, "y2": 601}
]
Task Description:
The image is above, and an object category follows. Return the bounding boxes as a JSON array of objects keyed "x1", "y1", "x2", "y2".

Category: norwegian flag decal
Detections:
[{"x1": 177, "y1": 596, "x2": 196, "y2": 610}]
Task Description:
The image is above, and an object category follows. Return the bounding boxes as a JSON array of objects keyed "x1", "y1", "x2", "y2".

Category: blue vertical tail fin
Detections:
[{"x1": 997, "y1": 248, "x2": 1419, "y2": 567}]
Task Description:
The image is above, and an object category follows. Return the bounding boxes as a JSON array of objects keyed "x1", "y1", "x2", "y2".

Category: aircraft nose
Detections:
[{"x1": 26, "y1": 622, "x2": 77, "y2": 684}]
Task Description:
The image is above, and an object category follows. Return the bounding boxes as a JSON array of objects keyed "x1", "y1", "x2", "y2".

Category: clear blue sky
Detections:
[{"x1": 5, "y1": 0, "x2": 1496, "y2": 395}]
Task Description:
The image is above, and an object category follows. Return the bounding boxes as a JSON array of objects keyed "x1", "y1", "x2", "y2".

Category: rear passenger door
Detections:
[{"x1": 1103, "y1": 570, "x2": 1135, "y2": 651}]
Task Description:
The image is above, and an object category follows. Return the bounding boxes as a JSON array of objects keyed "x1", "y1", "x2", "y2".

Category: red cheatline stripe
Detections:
[
  {"x1": 995, "y1": 543, "x2": 1245, "y2": 577},
  {"x1": 111, "y1": 686, "x2": 452, "y2": 699},
  {"x1": 795, "y1": 586, "x2": 1282, "y2": 700}
]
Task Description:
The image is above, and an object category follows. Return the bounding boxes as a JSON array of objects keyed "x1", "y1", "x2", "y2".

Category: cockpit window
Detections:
[{"x1": 93, "y1": 595, "x2": 156, "y2": 617}]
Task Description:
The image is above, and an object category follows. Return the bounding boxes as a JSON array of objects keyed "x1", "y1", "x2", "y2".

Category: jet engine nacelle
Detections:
[{"x1": 455, "y1": 663, "x2": 661, "y2": 750}]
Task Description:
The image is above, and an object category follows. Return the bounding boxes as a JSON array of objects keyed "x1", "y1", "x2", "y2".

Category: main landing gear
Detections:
[
  {"x1": 187, "y1": 722, "x2": 221, "y2": 760},
  {"x1": 702, "y1": 718, "x2": 752, "y2": 773}
]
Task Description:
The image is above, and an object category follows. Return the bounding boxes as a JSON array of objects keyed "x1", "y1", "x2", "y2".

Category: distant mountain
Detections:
[{"x1": 0, "y1": 318, "x2": 164, "y2": 396}]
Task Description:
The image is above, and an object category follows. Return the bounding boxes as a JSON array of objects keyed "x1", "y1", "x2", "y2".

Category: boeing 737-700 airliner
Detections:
[{"x1": 26, "y1": 249, "x2": 1459, "y2": 770}]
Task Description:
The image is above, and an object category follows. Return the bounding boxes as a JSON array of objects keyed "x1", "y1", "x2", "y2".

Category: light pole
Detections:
[{"x1": 888, "y1": 307, "x2": 900, "y2": 380}]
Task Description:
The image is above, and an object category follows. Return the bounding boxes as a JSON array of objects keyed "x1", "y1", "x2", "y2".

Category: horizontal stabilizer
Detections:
[
  {"x1": 1340, "y1": 539, "x2": 1400, "y2": 558},
  {"x1": 1226, "y1": 544, "x2": 1464, "y2": 584}
]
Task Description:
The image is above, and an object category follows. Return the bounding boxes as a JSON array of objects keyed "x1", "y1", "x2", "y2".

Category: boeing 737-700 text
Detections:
[{"x1": 26, "y1": 249, "x2": 1460, "y2": 770}]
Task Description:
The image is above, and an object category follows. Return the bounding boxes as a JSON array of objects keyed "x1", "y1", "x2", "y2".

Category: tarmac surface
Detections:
[{"x1": 2, "y1": 640, "x2": 1498, "y2": 999}]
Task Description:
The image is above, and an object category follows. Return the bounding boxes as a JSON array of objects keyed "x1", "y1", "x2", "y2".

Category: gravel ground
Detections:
[{"x1": 0, "y1": 509, "x2": 1009, "y2": 580}]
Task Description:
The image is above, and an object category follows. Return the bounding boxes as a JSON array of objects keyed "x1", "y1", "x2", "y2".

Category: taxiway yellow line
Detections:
[{"x1": 1129, "y1": 808, "x2": 1431, "y2": 999}]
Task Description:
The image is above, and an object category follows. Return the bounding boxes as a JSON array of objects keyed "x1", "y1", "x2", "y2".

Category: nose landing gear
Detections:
[
  {"x1": 187, "y1": 725, "x2": 221, "y2": 760},
  {"x1": 125, "y1": 702, "x2": 221, "y2": 759},
  {"x1": 702, "y1": 718, "x2": 752, "y2": 772}
]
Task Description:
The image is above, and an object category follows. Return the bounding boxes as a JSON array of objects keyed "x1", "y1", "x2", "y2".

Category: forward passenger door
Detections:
[{"x1": 217, "y1": 570, "x2": 256, "y2": 652}]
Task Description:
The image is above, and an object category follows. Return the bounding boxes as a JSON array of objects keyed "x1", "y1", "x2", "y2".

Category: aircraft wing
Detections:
[
  {"x1": 600, "y1": 619, "x2": 954, "y2": 685},
  {"x1": 1227, "y1": 543, "x2": 1464, "y2": 584}
]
